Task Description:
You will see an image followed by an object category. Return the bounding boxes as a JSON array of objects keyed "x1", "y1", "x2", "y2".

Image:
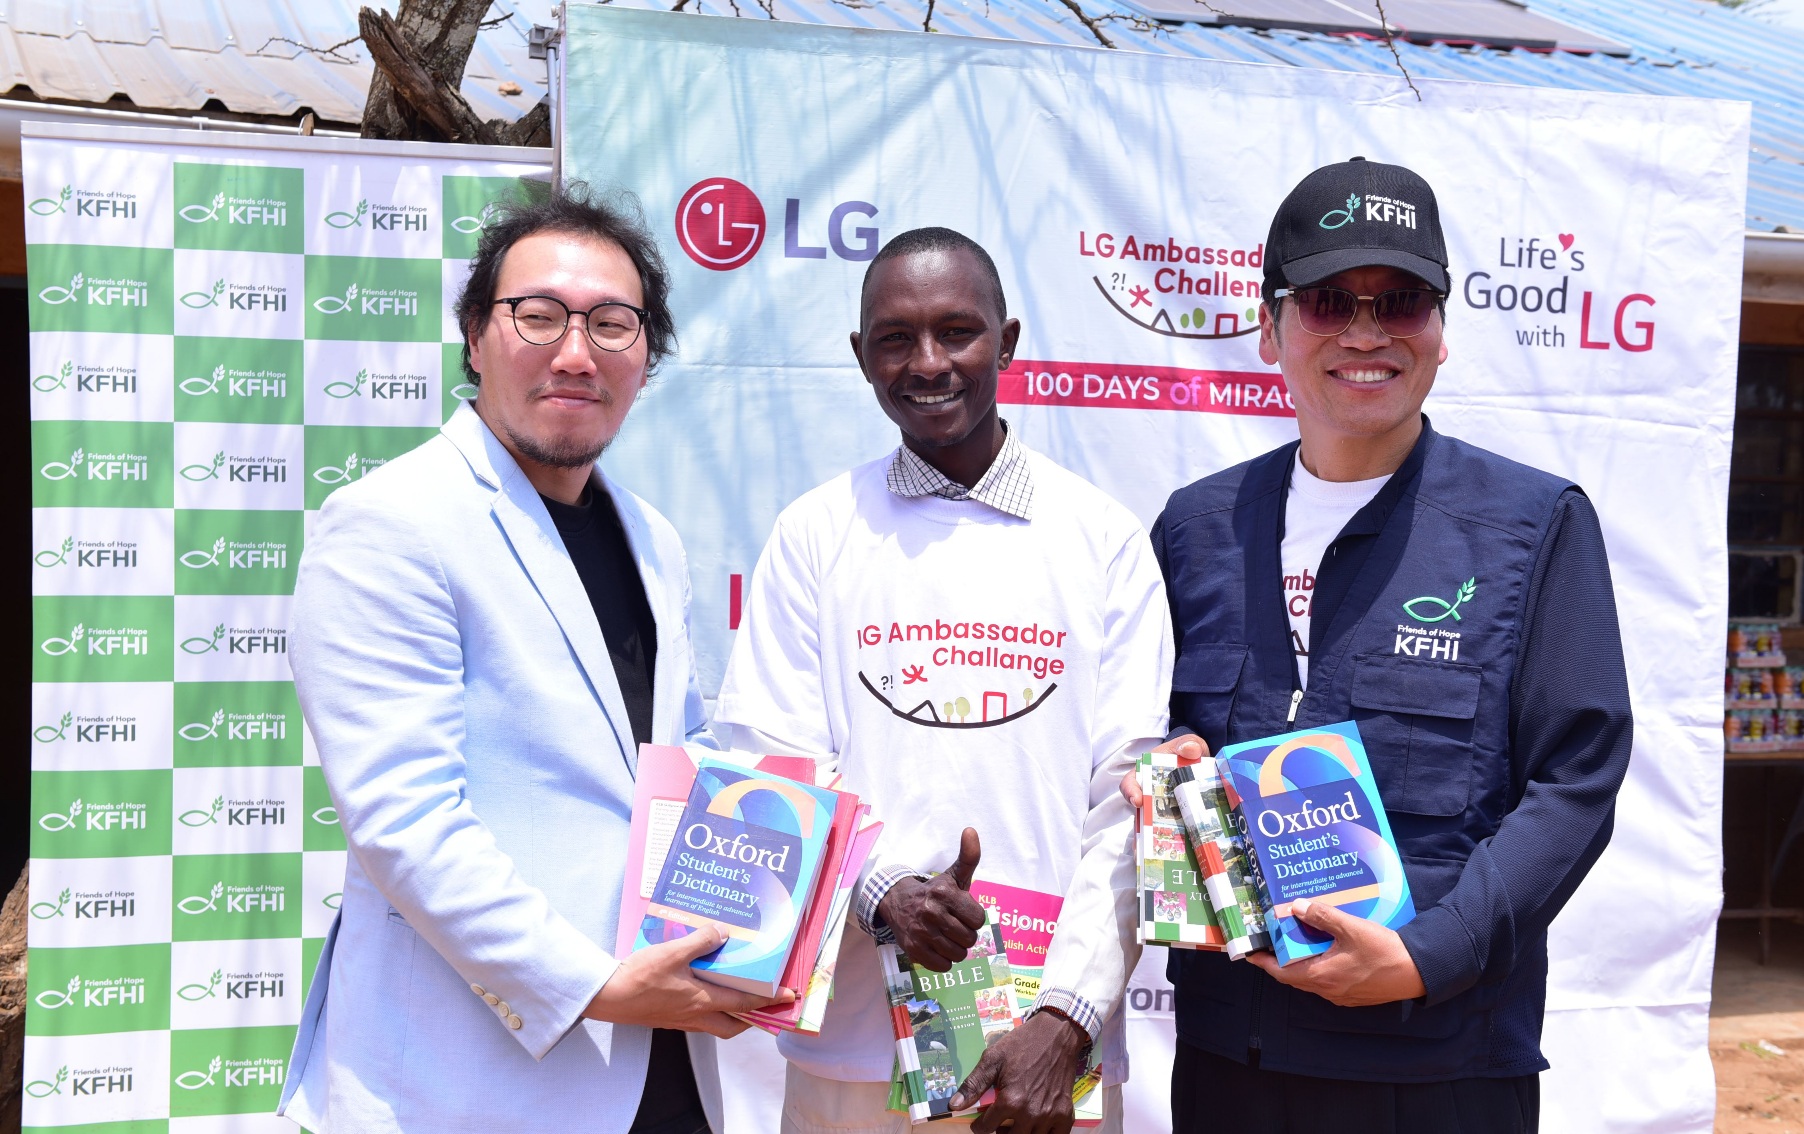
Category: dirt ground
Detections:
[{"x1": 1714, "y1": 920, "x2": 1804, "y2": 1132}]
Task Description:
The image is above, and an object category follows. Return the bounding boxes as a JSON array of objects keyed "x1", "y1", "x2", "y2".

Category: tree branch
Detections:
[
  {"x1": 1052, "y1": 0, "x2": 1116, "y2": 47},
  {"x1": 358, "y1": 6, "x2": 496, "y2": 143},
  {"x1": 1370, "y1": 0, "x2": 1422, "y2": 101},
  {"x1": 255, "y1": 33, "x2": 363, "y2": 62}
]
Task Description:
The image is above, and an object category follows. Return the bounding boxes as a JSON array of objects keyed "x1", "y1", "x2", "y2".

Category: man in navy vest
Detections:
[{"x1": 1143, "y1": 158, "x2": 1632, "y2": 1133}]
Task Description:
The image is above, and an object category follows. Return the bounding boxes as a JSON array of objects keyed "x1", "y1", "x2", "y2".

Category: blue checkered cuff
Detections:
[
  {"x1": 1031, "y1": 988, "x2": 1104, "y2": 1045},
  {"x1": 854, "y1": 864, "x2": 930, "y2": 944}
]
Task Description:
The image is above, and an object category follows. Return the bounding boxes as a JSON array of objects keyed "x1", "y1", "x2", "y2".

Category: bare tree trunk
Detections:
[
  {"x1": 0, "y1": 866, "x2": 28, "y2": 1134},
  {"x1": 361, "y1": 0, "x2": 492, "y2": 141},
  {"x1": 358, "y1": 2, "x2": 553, "y2": 147}
]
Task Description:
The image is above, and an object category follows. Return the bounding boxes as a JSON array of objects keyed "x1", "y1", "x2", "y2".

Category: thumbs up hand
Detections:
[{"x1": 876, "y1": 827, "x2": 989, "y2": 972}]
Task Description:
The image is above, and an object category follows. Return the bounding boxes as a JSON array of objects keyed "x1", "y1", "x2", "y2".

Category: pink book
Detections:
[
  {"x1": 742, "y1": 813, "x2": 882, "y2": 1034},
  {"x1": 616, "y1": 744, "x2": 818, "y2": 958}
]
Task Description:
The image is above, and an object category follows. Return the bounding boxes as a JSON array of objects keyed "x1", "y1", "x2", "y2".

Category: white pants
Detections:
[{"x1": 779, "y1": 1062, "x2": 1123, "y2": 1134}]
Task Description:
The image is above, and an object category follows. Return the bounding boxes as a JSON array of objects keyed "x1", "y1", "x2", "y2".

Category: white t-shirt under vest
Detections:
[{"x1": 1282, "y1": 452, "x2": 1391, "y2": 689}]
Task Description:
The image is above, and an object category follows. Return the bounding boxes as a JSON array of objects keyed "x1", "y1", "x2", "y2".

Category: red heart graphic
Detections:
[{"x1": 1558, "y1": 233, "x2": 1575, "y2": 250}]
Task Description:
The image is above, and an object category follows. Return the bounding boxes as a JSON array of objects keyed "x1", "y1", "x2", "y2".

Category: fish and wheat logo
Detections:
[
  {"x1": 181, "y1": 709, "x2": 225, "y2": 741},
  {"x1": 1320, "y1": 194, "x2": 1361, "y2": 231},
  {"x1": 40, "y1": 449, "x2": 84, "y2": 480},
  {"x1": 178, "y1": 881, "x2": 224, "y2": 916},
  {"x1": 178, "y1": 969, "x2": 223, "y2": 1001},
  {"x1": 31, "y1": 888, "x2": 70, "y2": 920},
  {"x1": 38, "y1": 272, "x2": 83, "y2": 305},
  {"x1": 325, "y1": 369, "x2": 367, "y2": 399},
  {"x1": 35, "y1": 976, "x2": 81, "y2": 1011},
  {"x1": 30, "y1": 185, "x2": 72, "y2": 215},
  {"x1": 313, "y1": 453, "x2": 362, "y2": 485},
  {"x1": 181, "y1": 451, "x2": 225, "y2": 482},
  {"x1": 37, "y1": 536, "x2": 73, "y2": 567},
  {"x1": 451, "y1": 200, "x2": 502, "y2": 235},
  {"x1": 181, "y1": 278, "x2": 225, "y2": 309},
  {"x1": 39, "y1": 799, "x2": 83, "y2": 832},
  {"x1": 325, "y1": 200, "x2": 370, "y2": 229},
  {"x1": 181, "y1": 537, "x2": 226, "y2": 570},
  {"x1": 180, "y1": 192, "x2": 227, "y2": 225},
  {"x1": 26, "y1": 1066, "x2": 68, "y2": 1097},
  {"x1": 41, "y1": 624, "x2": 85, "y2": 656},
  {"x1": 180, "y1": 795, "x2": 224, "y2": 828},
  {"x1": 1402, "y1": 577, "x2": 1478, "y2": 624},
  {"x1": 181, "y1": 365, "x2": 226, "y2": 397},
  {"x1": 175, "y1": 1055, "x2": 222, "y2": 1091},
  {"x1": 35, "y1": 711, "x2": 72, "y2": 743},
  {"x1": 34, "y1": 361, "x2": 73, "y2": 392},
  {"x1": 313, "y1": 283, "x2": 358, "y2": 315},
  {"x1": 182, "y1": 623, "x2": 225, "y2": 655}
]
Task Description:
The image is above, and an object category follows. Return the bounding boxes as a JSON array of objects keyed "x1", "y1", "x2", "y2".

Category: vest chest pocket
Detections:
[
  {"x1": 1172, "y1": 643, "x2": 1249, "y2": 753},
  {"x1": 1348, "y1": 653, "x2": 1483, "y2": 817}
]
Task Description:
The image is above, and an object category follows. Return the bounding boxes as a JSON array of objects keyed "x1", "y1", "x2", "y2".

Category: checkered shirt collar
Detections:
[{"x1": 885, "y1": 421, "x2": 1034, "y2": 521}]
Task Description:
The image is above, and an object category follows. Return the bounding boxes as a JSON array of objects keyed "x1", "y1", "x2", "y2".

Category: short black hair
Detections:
[
  {"x1": 456, "y1": 181, "x2": 676, "y2": 384},
  {"x1": 861, "y1": 226, "x2": 1008, "y2": 323}
]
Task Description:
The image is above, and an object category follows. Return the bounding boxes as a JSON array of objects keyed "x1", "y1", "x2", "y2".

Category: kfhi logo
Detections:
[
  {"x1": 34, "y1": 361, "x2": 72, "y2": 392},
  {"x1": 180, "y1": 536, "x2": 288, "y2": 572},
  {"x1": 40, "y1": 624, "x2": 85, "y2": 655},
  {"x1": 38, "y1": 272, "x2": 149, "y2": 308},
  {"x1": 36, "y1": 974, "x2": 145, "y2": 1011},
  {"x1": 1403, "y1": 577, "x2": 1477, "y2": 623},
  {"x1": 25, "y1": 1066, "x2": 68, "y2": 1097},
  {"x1": 36, "y1": 361, "x2": 138, "y2": 395},
  {"x1": 181, "y1": 191, "x2": 287, "y2": 227},
  {"x1": 181, "y1": 451, "x2": 287, "y2": 484},
  {"x1": 180, "y1": 795, "x2": 224, "y2": 827},
  {"x1": 182, "y1": 278, "x2": 287, "y2": 313},
  {"x1": 35, "y1": 711, "x2": 72, "y2": 742},
  {"x1": 41, "y1": 447, "x2": 150, "y2": 483},
  {"x1": 451, "y1": 200, "x2": 501, "y2": 235},
  {"x1": 39, "y1": 797, "x2": 148, "y2": 833},
  {"x1": 182, "y1": 708, "x2": 286, "y2": 743},
  {"x1": 178, "y1": 880, "x2": 286, "y2": 916},
  {"x1": 177, "y1": 1053, "x2": 285, "y2": 1090},
  {"x1": 31, "y1": 887, "x2": 136, "y2": 920},
  {"x1": 36, "y1": 536, "x2": 73, "y2": 567},
  {"x1": 180, "y1": 364, "x2": 289, "y2": 400},
  {"x1": 314, "y1": 452, "x2": 391, "y2": 485},
  {"x1": 325, "y1": 367, "x2": 427, "y2": 401},
  {"x1": 313, "y1": 282, "x2": 418, "y2": 317},
  {"x1": 181, "y1": 279, "x2": 225, "y2": 309},
  {"x1": 31, "y1": 888, "x2": 71, "y2": 920},
  {"x1": 182, "y1": 623, "x2": 286, "y2": 656},
  {"x1": 178, "y1": 968, "x2": 222, "y2": 1001},
  {"x1": 180, "y1": 795, "x2": 285, "y2": 828},
  {"x1": 30, "y1": 185, "x2": 72, "y2": 215},
  {"x1": 327, "y1": 197, "x2": 427, "y2": 232}
]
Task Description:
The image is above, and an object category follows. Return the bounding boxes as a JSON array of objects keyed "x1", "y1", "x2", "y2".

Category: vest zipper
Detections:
[
  {"x1": 1248, "y1": 979, "x2": 1264, "y2": 1070},
  {"x1": 1286, "y1": 688, "x2": 1302, "y2": 725}
]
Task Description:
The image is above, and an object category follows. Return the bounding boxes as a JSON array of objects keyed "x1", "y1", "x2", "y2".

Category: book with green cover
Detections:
[
  {"x1": 884, "y1": 880, "x2": 1104, "y2": 1126},
  {"x1": 1135, "y1": 751, "x2": 1225, "y2": 950},
  {"x1": 880, "y1": 912, "x2": 1021, "y2": 1123}
]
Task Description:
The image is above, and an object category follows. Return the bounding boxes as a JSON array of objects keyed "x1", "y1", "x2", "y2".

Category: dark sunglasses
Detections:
[{"x1": 1273, "y1": 286, "x2": 1444, "y2": 338}]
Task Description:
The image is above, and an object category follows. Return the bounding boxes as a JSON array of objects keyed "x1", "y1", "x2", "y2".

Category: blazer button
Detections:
[
  {"x1": 507, "y1": 1014, "x2": 524, "y2": 1030},
  {"x1": 484, "y1": 994, "x2": 500, "y2": 1006},
  {"x1": 470, "y1": 984, "x2": 486, "y2": 997},
  {"x1": 497, "y1": 1001, "x2": 512, "y2": 1016}
]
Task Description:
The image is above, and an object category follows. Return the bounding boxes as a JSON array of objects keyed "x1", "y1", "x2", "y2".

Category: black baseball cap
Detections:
[{"x1": 1261, "y1": 157, "x2": 1449, "y2": 303}]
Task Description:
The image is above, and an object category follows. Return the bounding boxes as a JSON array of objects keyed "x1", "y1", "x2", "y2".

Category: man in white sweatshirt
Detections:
[{"x1": 715, "y1": 227, "x2": 1173, "y2": 1134}]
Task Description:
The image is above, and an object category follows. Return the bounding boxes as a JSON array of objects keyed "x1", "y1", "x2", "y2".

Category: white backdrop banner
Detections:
[{"x1": 562, "y1": 9, "x2": 1745, "y2": 1133}]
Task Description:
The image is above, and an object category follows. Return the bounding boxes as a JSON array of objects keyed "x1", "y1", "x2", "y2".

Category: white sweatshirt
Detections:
[{"x1": 715, "y1": 446, "x2": 1172, "y2": 1085}]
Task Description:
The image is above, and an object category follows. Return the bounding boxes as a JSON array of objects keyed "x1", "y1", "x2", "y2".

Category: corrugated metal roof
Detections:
[
  {"x1": 0, "y1": 0, "x2": 551, "y2": 127},
  {"x1": 1, "y1": 0, "x2": 1798, "y2": 229}
]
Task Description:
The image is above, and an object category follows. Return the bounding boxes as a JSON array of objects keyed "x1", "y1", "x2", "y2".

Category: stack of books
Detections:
[
  {"x1": 880, "y1": 880, "x2": 1103, "y2": 1127},
  {"x1": 618, "y1": 745, "x2": 882, "y2": 1033},
  {"x1": 1136, "y1": 721, "x2": 1415, "y2": 965}
]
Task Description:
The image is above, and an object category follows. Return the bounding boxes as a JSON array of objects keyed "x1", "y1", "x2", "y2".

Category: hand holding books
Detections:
[
  {"x1": 944, "y1": 1008, "x2": 1088, "y2": 1134},
  {"x1": 877, "y1": 827, "x2": 987, "y2": 972},
  {"x1": 581, "y1": 923, "x2": 795, "y2": 1039},
  {"x1": 1243, "y1": 896, "x2": 1426, "y2": 1007}
]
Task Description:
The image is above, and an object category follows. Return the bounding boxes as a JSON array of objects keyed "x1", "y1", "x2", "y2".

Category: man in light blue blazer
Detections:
[{"x1": 280, "y1": 190, "x2": 788, "y2": 1133}]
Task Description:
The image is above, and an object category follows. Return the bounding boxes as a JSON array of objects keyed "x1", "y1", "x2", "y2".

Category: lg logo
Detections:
[{"x1": 675, "y1": 177, "x2": 878, "y2": 271}]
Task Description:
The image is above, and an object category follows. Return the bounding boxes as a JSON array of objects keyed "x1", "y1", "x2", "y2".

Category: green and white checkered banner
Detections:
[{"x1": 22, "y1": 121, "x2": 549, "y2": 1132}]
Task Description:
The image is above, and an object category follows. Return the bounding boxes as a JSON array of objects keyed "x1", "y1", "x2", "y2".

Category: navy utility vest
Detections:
[{"x1": 1153, "y1": 419, "x2": 1577, "y2": 1082}]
